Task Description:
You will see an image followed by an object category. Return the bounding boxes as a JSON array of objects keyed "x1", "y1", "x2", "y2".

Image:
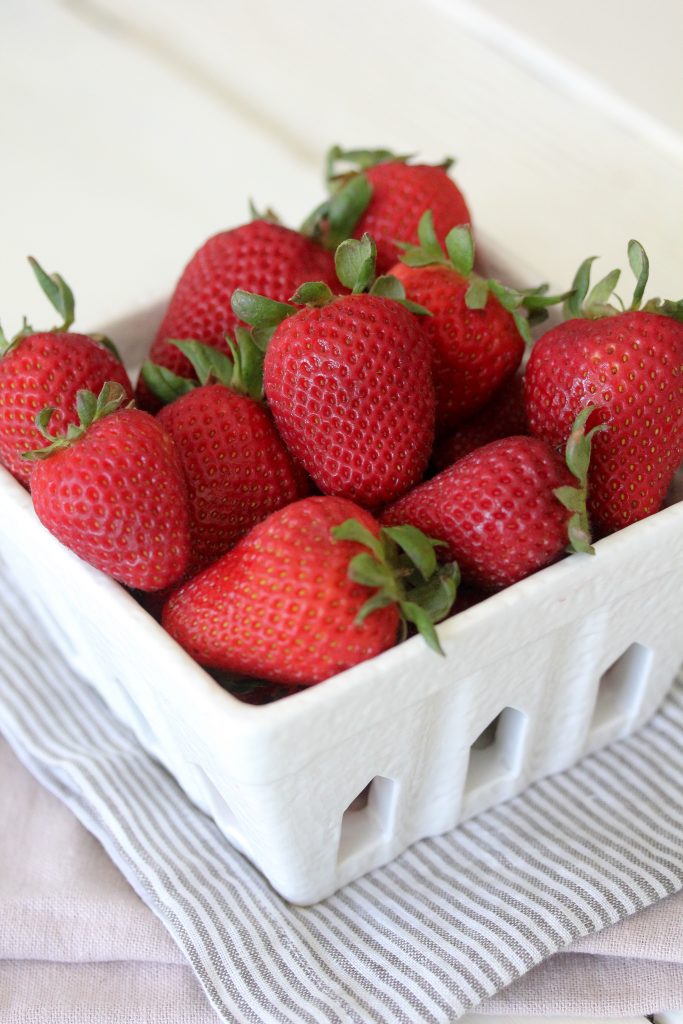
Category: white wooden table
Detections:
[{"x1": 2, "y1": 1, "x2": 682, "y2": 1020}]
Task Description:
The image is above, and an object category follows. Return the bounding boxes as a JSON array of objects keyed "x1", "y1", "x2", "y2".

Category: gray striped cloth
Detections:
[{"x1": 1, "y1": 577, "x2": 683, "y2": 1024}]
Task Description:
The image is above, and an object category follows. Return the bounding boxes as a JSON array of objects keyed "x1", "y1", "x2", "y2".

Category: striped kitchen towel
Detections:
[{"x1": 1, "y1": 575, "x2": 682, "y2": 1024}]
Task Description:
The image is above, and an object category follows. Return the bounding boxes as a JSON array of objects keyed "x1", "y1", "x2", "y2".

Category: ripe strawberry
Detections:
[
  {"x1": 26, "y1": 383, "x2": 190, "y2": 591},
  {"x1": 233, "y1": 234, "x2": 435, "y2": 508},
  {"x1": 382, "y1": 410, "x2": 602, "y2": 590},
  {"x1": 0, "y1": 259, "x2": 133, "y2": 487},
  {"x1": 388, "y1": 213, "x2": 562, "y2": 434},
  {"x1": 303, "y1": 146, "x2": 472, "y2": 274},
  {"x1": 525, "y1": 242, "x2": 683, "y2": 535},
  {"x1": 136, "y1": 217, "x2": 338, "y2": 410},
  {"x1": 141, "y1": 333, "x2": 309, "y2": 572},
  {"x1": 162, "y1": 495, "x2": 459, "y2": 685},
  {"x1": 432, "y1": 372, "x2": 528, "y2": 472}
]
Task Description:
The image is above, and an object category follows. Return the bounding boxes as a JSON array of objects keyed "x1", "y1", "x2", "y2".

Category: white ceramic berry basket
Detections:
[{"x1": 1, "y1": 298, "x2": 682, "y2": 905}]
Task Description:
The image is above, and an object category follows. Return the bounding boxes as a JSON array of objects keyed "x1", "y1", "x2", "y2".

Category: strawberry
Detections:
[
  {"x1": 382, "y1": 409, "x2": 602, "y2": 590},
  {"x1": 388, "y1": 213, "x2": 562, "y2": 434},
  {"x1": 303, "y1": 146, "x2": 472, "y2": 274},
  {"x1": 0, "y1": 259, "x2": 133, "y2": 487},
  {"x1": 432, "y1": 372, "x2": 528, "y2": 472},
  {"x1": 525, "y1": 242, "x2": 683, "y2": 534},
  {"x1": 141, "y1": 333, "x2": 309, "y2": 572},
  {"x1": 136, "y1": 217, "x2": 338, "y2": 410},
  {"x1": 162, "y1": 495, "x2": 459, "y2": 686},
  {"x1": 26, "y1": 383, "x2": 190, "y2": 591},
  {"x1": 232, "y1": 234, "x2": 436, "y2": 508}
]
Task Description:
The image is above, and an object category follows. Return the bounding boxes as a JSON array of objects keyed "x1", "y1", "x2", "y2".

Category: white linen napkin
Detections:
[{"x1": 1, "y1": 564, "x2": 682, "y2": 1024}]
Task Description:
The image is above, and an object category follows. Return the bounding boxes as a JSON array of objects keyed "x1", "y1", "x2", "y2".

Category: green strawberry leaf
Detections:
[
  {"x1": 643, "y1": 297, "x2": 683, "y2": 323},
  {"x1": 347, "y1": 552, "x2": 397, "y2": 590},
  {"x1": 416, "y1": 210, "x2": 447, "y2": 263},
  {"x1": 28, "y1": 256, "x2": 75, "y2": 331},
  {"x1": 141, "y1": 361, "x2": 197, "y2": 405},
  {"x1": 585, "y1": 269, "x2": 621, "y2": 312},
  {"x1": 326, "y1": 145, "x2": 409, "y2": 183},
  {"x1": 400, "y1": 601, "x2": 444, "y2": 656},
  {"x1": 335, "y1": 234, "x2": 377, "y2": 293},
  {"x1": 444, "y1": 225, "x2": 475, "y2": 278},
  {"x1": 170, "y1": 339, "x2": 234, "y2": 387},
  {"x1": 331, "y1": 517, "x2": 458, "y2": 656},
  {"x1": 289, "y1": 281, "x2": 335, "y2": 307},
  {"x1": 381, "y1": 524, "x2": 442, "y2": 581},
  {"x1": 331, "y1": 518, "x2": 385, "y2": 561},
  {"x1": 405, "y1": 562, "x2": 460, "y2": 623},
  {"x1": 227, "y1": 328, "x2": 265, "y2": 400},
  {"x1": 628, "y1": 239, "x2": 650, "y2": 310},
  {"x1": 512, "y1": 310, "x2": 533, "y2": 346},
  {"x1": 75, "y1": 389, "x2": 98, "y2": 427},
  {"x1": 465, "y1": 277, "x2": 489, "y2": 310},
  {"x1": 554, "y1": 405, "x2": 607, "y2": 556},
  {"x1": 564, "y1": 256, "x2": 597, "y2": 319},
  {"x1": 23, "y1": 380, "x2": 129, "y2": 462},
  {"x1": 231, "y1": 290, "x2": 296, "y2": 329},
  {"x1": 369, "y1": 275, "x2": 404, "y2": 300},
  {"x1": 247, "y1": 199, "x2": 281, "y2": 224},
  {"x1": 0, "y1": 323, "x2": 12, "y2": 356},
  {"x1": 301, "y1": 174, "x2": 373, "y2": 251},
  {"x1": 89, "y1": 332, "x2": 123, "y2": 363},
  {"x1": 368, "y1": 275, "x2": 432, "y2": 315},
  {"x1": 487, "y1": 280, "x2": 523, "y2": 312},
  {"x1": 356, "y1": 591, "x2": 398, "y2": 623}
]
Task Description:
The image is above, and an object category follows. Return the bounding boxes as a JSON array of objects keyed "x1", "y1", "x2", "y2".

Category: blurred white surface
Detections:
[
  {"x1": 476, "y1": 0, "x2": 683, "y2": 136},
  {"x1": 1, "y1": 0, "x2": 682, "y2": 342}
]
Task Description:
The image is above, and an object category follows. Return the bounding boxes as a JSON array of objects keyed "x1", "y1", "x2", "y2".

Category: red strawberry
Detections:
[
  {"x1": 432, "y1": 372, "x2": 528, "y2": 471},
  {"x1": 382, "y1": 410, "x2": 601, "y2": 590},
  {"x1": 27, "y1": 383, "x2": 190, "y2": 591},
  {"x1": 525, "y1": 242, "x2": 683, "y2": 534},
  {"x1": 233, "y1": 235, "x2": 435, "y2": 508},
  {"x1": 162, "y1": 495, "x2": 458, "y2": 685},
  {"x1": 142, "y1": 334, "x2": 309, "y2": 572},
  {"x1": 303, "y1": 146, "x2": 472, "y2": 275},
  {"x1": 388, "y1": 213, "x2": 561, "y2": 433},
  {"x1": 136, "y1": 218, "x2": 338, "y2": 409},
  {"x1": 0, "y1": 259, "x2": 133, "y2": 487}
]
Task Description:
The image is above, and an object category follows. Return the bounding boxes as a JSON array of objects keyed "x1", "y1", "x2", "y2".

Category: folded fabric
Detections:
[{"x1": 1, "y1": 569, "x2": 683, "y2": 1024}]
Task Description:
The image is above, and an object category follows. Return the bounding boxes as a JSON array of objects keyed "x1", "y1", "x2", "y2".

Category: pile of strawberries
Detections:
[{"x1": 1, "y1": 147, "x2": 681, "y2": 699}]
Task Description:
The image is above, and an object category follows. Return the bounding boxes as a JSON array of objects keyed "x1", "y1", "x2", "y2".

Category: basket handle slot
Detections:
[
  {"x1": 589, "y1": 642, "x2": 653, "y2": 737},
  {"x1": 463, "y1": 706, "x2": 528, "y2": 801},
  {"x1": 337, "y1": 775, "x2": 398, "y2": 866}
]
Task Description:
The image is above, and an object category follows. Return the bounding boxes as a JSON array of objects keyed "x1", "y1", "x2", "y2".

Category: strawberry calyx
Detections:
[
  {"x1": 325, "y1": 145, "x2": 454, "y2": 185},
  {"x1": 553, "y1": 405, "x2": 607, "y2": 555},
  {"x1": 300, "y1": 146, "x2": 455, "y2": 251},
  {"x1": 27, "y1": 256, "x2": 75, "y2": 333},
  {"x1": 232, "y1": 234, "x2": 430, "y2": 344},
  {"x1": 141, "y1": 330, "x2": 265, "y2": 406},
  {"x1": 331, "y1": 518, "x2": 460, "y2": 656},
  {"x1": 0, "y1": 257, "x2": 123, "y2": 362},
  {"x1": 247, "y1": 199, "x2": 282, "y2": 225},
  {"x1": 400, "y1": 212, "x2": 569, "y2": 344},
  {"x1": 563, "y1": 240, "x2": 683, "y2": 323},
  {"x1": 22, "y1": 381, "x2": 131, "y2": 462},
  {"x1": 0, "y1": 256, "x2": 75, "y2": 357}
]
